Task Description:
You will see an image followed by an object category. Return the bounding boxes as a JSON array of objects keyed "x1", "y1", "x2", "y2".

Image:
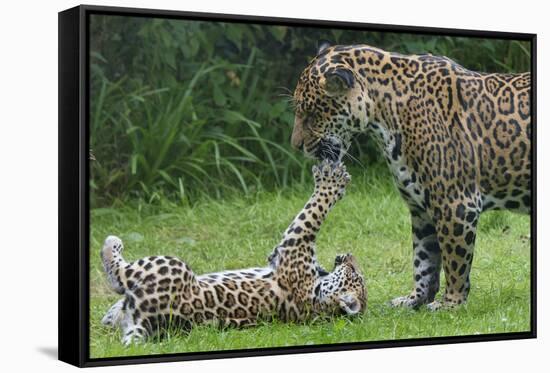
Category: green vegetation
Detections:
[
  {"x1": 90, "y1": 15, "x2": 531, "y2": 206},
  {"x1": 90, "y1": 166, "x2": 530, "y2": 358},
  {"x1": 89, "y1": 17, "x2": 531, "y2": 359}
]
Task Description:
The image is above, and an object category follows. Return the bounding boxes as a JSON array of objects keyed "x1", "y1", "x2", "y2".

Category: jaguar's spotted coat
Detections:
[
  {"x1": 291, "y1": 43, "x2": 531, "y2": 309},
  {"x1": 101, "y1": 161, "x2": 366, "y2": 345}
]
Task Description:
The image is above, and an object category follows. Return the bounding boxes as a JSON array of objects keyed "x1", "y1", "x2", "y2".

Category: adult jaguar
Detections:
[
  {"x1": 291, "y1": 43, "x2": 531, "y2": 310},
  {"x1": 100, "y1": 161, "x2": 366, "y2": 345}
]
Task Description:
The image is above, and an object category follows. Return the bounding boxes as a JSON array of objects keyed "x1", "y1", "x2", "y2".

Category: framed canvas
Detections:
[{"x1": 58, "y1": 4, "x2": 536, "y2": 367}]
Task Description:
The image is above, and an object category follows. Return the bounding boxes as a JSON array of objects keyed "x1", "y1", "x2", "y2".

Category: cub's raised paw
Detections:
[{"x1": 312, "y1": 160, "x2": 351, "y2": 198}]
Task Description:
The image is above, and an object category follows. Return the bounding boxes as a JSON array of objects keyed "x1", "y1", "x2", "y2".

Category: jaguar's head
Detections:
[
  {"x1": 314, "y1": 253, "x2": 367, "y2": 316},
  {"x1": 291, "y1": 43, "x2": 373, "y2": 161}
]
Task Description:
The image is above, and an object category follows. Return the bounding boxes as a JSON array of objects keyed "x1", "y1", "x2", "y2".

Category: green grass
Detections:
[{"x1": 89, "y1": 166, "x2": 531, "y2": 359}]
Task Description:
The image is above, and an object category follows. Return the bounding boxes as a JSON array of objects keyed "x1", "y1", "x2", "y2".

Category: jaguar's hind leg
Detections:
[
  {"x1": 102, "y1": 299, "x2": 124, "y2": 328},
  {"x1": 120, "y1": 313, "x2": 147, "y2": 346},
  {"x1": 119, "y1": 296, "x2": 148, "y2": 346}
]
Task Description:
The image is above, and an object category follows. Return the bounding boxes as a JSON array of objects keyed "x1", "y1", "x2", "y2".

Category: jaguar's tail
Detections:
[{"x1": 101, "y1": 235, "x2": 128, "y2": 294}]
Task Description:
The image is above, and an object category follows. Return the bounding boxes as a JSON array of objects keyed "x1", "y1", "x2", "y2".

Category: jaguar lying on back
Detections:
[
  {"x1": 101, "y1": 161, "x2": 366, "y2": 345},
  {"x1": 291, "y1": 43, "x2": 531, "y2": 310}
]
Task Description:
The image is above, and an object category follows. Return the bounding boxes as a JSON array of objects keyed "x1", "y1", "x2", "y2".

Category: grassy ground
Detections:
[{"x1": 89, "y1": 166, "x2": 531, "y2": 359}]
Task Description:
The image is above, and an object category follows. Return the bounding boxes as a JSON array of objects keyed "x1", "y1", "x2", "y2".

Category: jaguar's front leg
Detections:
[
  {"x1": 427, "y1": 204, "x2": 479, "y2": 311},
  {"x1": 391, "y1": 208, "x2": 441, "y2": 308},
  {"x1": 267, "y1": 160, "x2": 350, "y2": 270}
]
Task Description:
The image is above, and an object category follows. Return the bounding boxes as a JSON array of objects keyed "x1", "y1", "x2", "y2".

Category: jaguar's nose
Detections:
[{"x1": 291, "y1": 116, "x2": 305, "y2": 150}]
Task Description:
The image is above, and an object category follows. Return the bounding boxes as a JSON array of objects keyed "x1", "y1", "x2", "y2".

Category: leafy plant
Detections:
[{"x1": 89, "y1": 16, "x2": 531, "y2": 206}]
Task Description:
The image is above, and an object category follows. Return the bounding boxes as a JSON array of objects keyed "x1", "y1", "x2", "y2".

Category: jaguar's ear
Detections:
[
  {"x1": 317, "y1": 40, "x2": 331, "y2": 55},
  {"x1": 339, "y1": 294, "x2": 361, "y2": 315},
  {"x1": 321, "y1": 68, "x2": 355, "y2": 96}
]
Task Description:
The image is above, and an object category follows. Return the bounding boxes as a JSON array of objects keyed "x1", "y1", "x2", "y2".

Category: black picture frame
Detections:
[{"x1": 58, "y1": 4, "x2": 537, "y2": 367}]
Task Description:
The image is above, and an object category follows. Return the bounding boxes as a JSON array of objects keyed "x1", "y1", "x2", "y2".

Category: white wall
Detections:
[{"x1": 0, "y1": 0, "x2": 547, "y2": 371}]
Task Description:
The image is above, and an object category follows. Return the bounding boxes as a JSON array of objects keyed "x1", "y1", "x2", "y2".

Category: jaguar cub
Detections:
[{"x1": 101, "y1": 161, "x2": 366, "y2": 345}]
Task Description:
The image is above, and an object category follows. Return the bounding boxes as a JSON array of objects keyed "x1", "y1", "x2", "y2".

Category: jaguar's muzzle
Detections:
[{"x1": 314, "y1": 138, "x2": 341, "y2": 162}]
